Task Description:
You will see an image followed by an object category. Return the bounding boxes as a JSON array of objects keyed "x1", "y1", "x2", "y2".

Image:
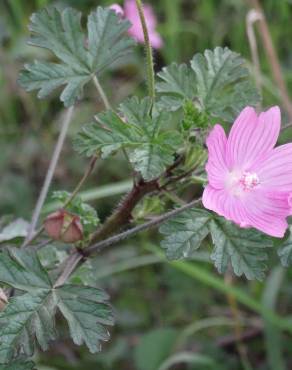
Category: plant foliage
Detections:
[
  {"x1": 18, "y1": 6, "x2": 135, "y2": 106},
  {"x1": 160, "y1": 209, "x2": 211, "y2": 259},
  {"x1": 0, "y1": 361, "x2": 36, "y2": 370},
  {"x1": 156, "y1": 47, "x2": 260, "y2": 121},
  {"x1": 278, "y1": 227, "x2": 292, "y2": 267},
  {"x1": 74, "y1": 97, "x2": 183, "y2": 180},
  {"x1": 0, "y1": 248, "x2": 113, "y2": 364},
  {"x1": 160, "y1": 209, "x2": 273, "y2": 280}
]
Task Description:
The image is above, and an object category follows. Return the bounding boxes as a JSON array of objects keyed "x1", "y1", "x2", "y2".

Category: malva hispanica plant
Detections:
[{"x1": 1, "y1": 0, "x2": 292, "y2": 367}]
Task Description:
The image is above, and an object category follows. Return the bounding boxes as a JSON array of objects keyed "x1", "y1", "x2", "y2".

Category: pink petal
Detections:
[
  {"x1": 124, "y1": 0, "x2": 163, "y2": 49},
  {"x1": 244, "y1": 190, "x2": 289, "y2": 237},
  {"x1": 226, "y1": 106, "x2": 280, "y2": 170},
  {"x1": 149, "y1": 32, "x2": 163, "y2": 49},
  {"x1": 110, "y1": 4, "x2": 124, "y2": 16},
  {"x1": 254, "y1": 143, "x2": 292, "y2": 192},
  {"x1": 205, "y1": 124, "x2": 228, "y2": 189},
  {"x1": 143, "y1": 4, "x2": 157, "y2": 28},
  {"x1": 203, "y1": 185, "x2": 289, "y2": 237},
  {"x1": 202, "y1": 185, "x2": 248, "y2": 225}
]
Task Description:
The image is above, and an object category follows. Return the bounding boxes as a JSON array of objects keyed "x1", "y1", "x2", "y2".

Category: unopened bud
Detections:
[
  {"x1": 0, "y1": 288, "x2": 8, "y2": 311},
  {"x1": 44, "y1": 209, "x2": 83, "y2": 243},
  {"x1": 109, "y1": 4, "x2": 124, "y2": 16}
]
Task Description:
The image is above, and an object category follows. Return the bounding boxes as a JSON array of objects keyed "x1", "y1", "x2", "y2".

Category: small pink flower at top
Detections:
[
  {"x1": 203, "y1": 106, "x2": 292, "y2": 238},
  {"x1": 110, "y1": 0, "x2": 163, "y2": 49},
  {"x1": 110, "y1": 4, "x2": 124, "y2": 16}
]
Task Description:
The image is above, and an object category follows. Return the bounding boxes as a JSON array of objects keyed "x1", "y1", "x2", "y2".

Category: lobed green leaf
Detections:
[
  {"x1": 156, "y1": 47, "x2": 260, "y2": 122},
  {"x1": 160, "y1": 208, "x2": 211, "y2": 259},
  {"x1": 0, "y1": 250, "x2": 114, "y2": 364},
  {"x1": 0, "y1": 361, "x2": 36, "y2": 370},
  {"x1": 57, "y1": 285, "x2": 114, "y2": 353},
  {"x1": 18, "y1": 6, "x2": 135, "y2": 106},
  {"x1": 156, "y1": 63, "x2": 196, "y2": 111},
  {"x1": 159, "y1": 208, "x2": 272, "y2": 280},
  {"x1": 0, "y1": 248, "x2": 51, "y2": 292},
  {"x1": 74, "y1": 97, "x2": 183, "y2": 180},
  {"x1": 0, "y1": 291, "x2": 57, "y2": 363},
  {"x1": 277, "y1": 227, "x2": 292, "y2": 267},
  {"x1": 209, "y1": 218, "x2": 273, "y2": 280}
]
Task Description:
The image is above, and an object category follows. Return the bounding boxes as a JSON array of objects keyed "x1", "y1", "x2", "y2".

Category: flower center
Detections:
[
  {"x1": 225, "y1": 170, "x2": 260, "y2": 196},
  {"x1": 239, "y1": 171, "x2": 260, "y2": 191}
]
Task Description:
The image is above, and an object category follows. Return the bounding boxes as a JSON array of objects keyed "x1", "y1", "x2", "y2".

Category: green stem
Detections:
[
  {"x1": 92, "y1": 75, "x2": 111, "y2": 110},
  {"x1": 63, "y1": 156, "x2": 98, "y2": 208},
  {"x1": 162, "y1": 189, "x2": 186, "y2": 205},
  {"x1": 135, "y1": 0, "x2": 156, "y2": 104},
  {"x1": 23, "y1": 106, "x2": 74, "y2": 247}
]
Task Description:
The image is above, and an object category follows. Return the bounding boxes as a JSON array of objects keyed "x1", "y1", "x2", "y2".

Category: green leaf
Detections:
[
  {"x1": 74, "y1": 110, "x2": 141, "y2": 158},
  {"x1": 156, "y1": 47, "x2": 259, "y2": 121},
  {"x1": 18, "y1": 7, "x2": 134, "y2": 106},
  {"x1": 159, "y1": 206, "x2": 273, "y2": 280},
  {"x1": 75, "y1": 98, "x2": 183, "y2": 180},
  {"x1": 0, "y1": 248, "x2": 52, "y2": 292},
  {"x1": 209, "y1": 218, "x2": 272, "y2": 280},
  {"x1": 0, "y1": 219, "x2": 29, "y2": 243},
  {"x1": 119, "y1": 96, "x2": 153, "y2": 125},
  {"x1": 156, "y1": 63, "x2": 196, "y2": 111},
  {"x1": 0, "y1": 250, "x2": 113, "y2": 363},
  {"x1": 129, "y1": 133, "x2": 181, "y2": 180},
  {"x1": 87, "y1": 7, "x2": 134, "y2": 73},
  {"x1": 19, "y1": 61, "x2": 91, "y2": 107},
  {"x1": 277, "y1": 227, "x2": 292, "y2": 267},
  {"x1": 121, "y1": 98, "x2": 183, "y2": 180},
  {"x1": 160, "y1": 208, "x2": 211, "y2": 260},
  {"x1": 57, "y1": 285, "x2": 114, "y2": 353},
  {"x1": 0, "y1": 291, "x2": 57, "y2": 363},
  {"x1": 190, "y1": 47, "x2": 259, "y2": 121},
  {"x1": 0, "y1": 360, "x2": 36, "y2": 370}
]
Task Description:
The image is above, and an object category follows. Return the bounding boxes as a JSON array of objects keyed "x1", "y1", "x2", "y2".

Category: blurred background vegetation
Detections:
[{"x1": 1, "y1": 0, "x2": 292, "y2": 369}]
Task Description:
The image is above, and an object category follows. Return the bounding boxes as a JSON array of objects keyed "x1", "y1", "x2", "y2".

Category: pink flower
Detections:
[
  {"x1": 110, "y1": 1, "x2": 163, "y2": 49},
  {"x1": 203, "y1": 106, "x2": 292, "y2": 238}
]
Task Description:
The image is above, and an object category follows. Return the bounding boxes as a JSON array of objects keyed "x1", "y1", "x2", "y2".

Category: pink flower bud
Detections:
[
  {"x1": 44, "y1": 209, "x2": 83, "y2": 243},
  {"x1": 110, "y1": 4, "x2": 124, "y2": 16}
]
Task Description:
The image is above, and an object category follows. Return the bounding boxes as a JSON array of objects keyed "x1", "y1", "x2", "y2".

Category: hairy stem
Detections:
[
  {"x1": 23, "y1": 106, "x2": 74, "y2": 246},
  {"x1": 55, "y1": 197, "x2": 201, "y2": 285},
  {"x1": 90, "y1": 178, "x2": 159, "y2": 243},
  {"x1": 135, "y1": 0, "x2": 155, "y2": 104},
  {"x1": 85, "y1": 198, "x2": 201, "y2": 256},
  {"x1": 93, "y1": 75, "x2": 111, "y2": 110}
]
